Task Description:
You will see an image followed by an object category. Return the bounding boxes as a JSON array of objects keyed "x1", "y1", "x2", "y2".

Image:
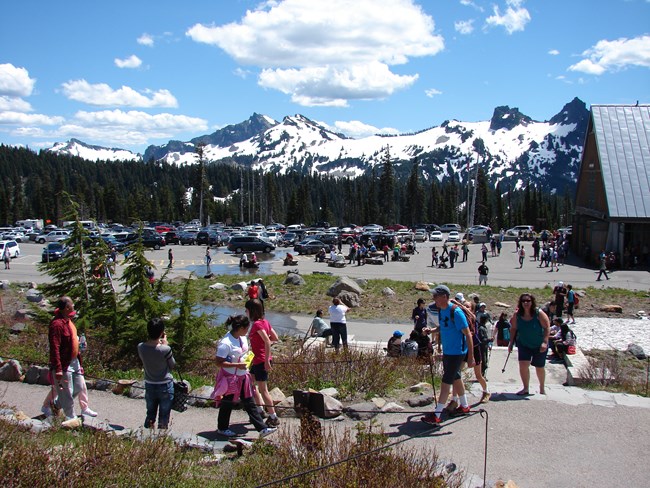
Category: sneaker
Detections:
[
  {"x1": 40, "y1": 406, "x2": 52, "y2": 417},
  {"x1": 421, "y1": 413, "x2": 442, "y2": 425},
  {"x1": 259, "y1": 427, "x2": 277, "y2": 438},
  {"x1": 216, "y1": 429, "x2": 237, "y2": 437},
  {"x1": 266, "y1": 416, "x2": 280, "y2": 428},
  {"x1": 453, "y1": 405, "x2": 471, "y2": 416},
  {"x1": 480, "y1": 392, "x2": 491, "y2": 404},
  {"x1": 81, "y1": 408, "x2": 98, "y2": 417},
  {"x1": 257, "y1": 407, "x2": 268, "y2": 419},
  {"x1": 444, "y1": 400, "x2": 459, "y2": 413}
]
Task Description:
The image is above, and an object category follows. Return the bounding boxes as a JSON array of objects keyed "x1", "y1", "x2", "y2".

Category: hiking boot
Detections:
[
  {"x1": 421, "y1": 413, "x2": 442, "y2": 425},
  {"x1": 444, "y1": 400, "x2": 458, "y2": 413},
  {"x1": 452, "y1": 405, "x2": 471, "y2": 416},
  {"x1": 480, "y1": 392, "x2": 491, "y2": 404},
  {"x1": 266, "y1": 416, "x2": 280, "y2": 428},
  {"x1": 259, "y1": 427, "x2": 277, "y2": 438}
]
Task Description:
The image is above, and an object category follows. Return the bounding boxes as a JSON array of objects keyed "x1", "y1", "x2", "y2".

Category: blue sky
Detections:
[{"x1": 1, "y1": 0, "x2": 648, "y2": 153}]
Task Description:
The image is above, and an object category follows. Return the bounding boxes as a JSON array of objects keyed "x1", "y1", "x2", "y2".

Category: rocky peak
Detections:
[
  {"x1": 548, "y1": 97, "x2": 589, "y2": 126},
  {"x1": 489, "y1": 106, "x2": 533, "y2": 131}
]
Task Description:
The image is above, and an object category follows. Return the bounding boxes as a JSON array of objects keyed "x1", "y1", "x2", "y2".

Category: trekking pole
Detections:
[
  {"x1": 429, "y1": 354, "x2": 437, "y2": 400},
  {"x1": 501, "y1": 349, "x2": 512, "y2": 373}
]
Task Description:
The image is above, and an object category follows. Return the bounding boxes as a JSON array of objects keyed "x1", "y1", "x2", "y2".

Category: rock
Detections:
[
  {"x1": 409, "y1": 382, "x2": 431, "y2": 392},
  {"x1": 370, "y1": 397, "x2": 387, "y2": 409},
  {"x1": 353, "y1": 278, "x2": 368, "y2": 288},
  {"x1": 321, "y1": 395, "x2": 343, "y2": 419},
  {"x1": 92, "y1": 379, "x2": 113, "y2": 391},
  {"x1": 382, "y1": 287, "x2": 395, "y2": 297},
  {"x1": 19, "y1": 418, "x2": 50, "y2": 433},
  {"x1": 0, "y1": 280, "x2": 10, "y2": 289},
  {"x1": 337, "y1": 290, "x2": 360, "y2": 308},
  {"x1": 203, "y1": 273, "x2": 214, "y2": 279},
  {"x1": 319, "y1": 387, "x2": 339, "y2": 398},
  {"x1": 600, "y1": 305, "x2": 623, "y2": 313},
  {"x1": 269, "y1": 387, "x2": 286, "y2": 405},
  {"x1": 187, "y1": 385, "x2": 214, "y2": 407},
  {"x1": 327, "y1": 276, "x2": 363, "y2": 297},
  {"x1": 415, "y1": 281, "x2": 430, "y2": 292},
  {"x1": 230, "y1": 281, "x2": 248, "y2": 292},
  {"x1": 10, "y1": 323, "x2": 27, "y2": 334},
  {"x1": 28, "y1": 282, "x2": 38, "y2": 289},
  {"x1": 344, "y1": 402, "x2": 379, "y2": 421},
  {"x1": 407, "y1": 395, "x2": 435, "y2": 407},
  {"x1": 626, "y1": 344, "x2": 647, "y2": 360},
  {"x1": 61, "y1": 417, "x2": 83, "y2": 429},
  {"x1": 24, "y1": 365, "x2": 50, "y2": 385},
  {"x1": 277, "y1": 397, "x2": 298, "y2": 418},
  {"x1": 127, "y1": 381, "x2": 146, "y2": 399},
  {"x1": 285, "y1": 273, "x2": 306, "y2": 286},
  {"x1": 14, "y1": 309, "x2": 34, "y2": 320},
  {"x1": 495, "y1": 481, "x2": 519, "y2": 488},
  {"x1": 14, "y1": 410, "x2": 30, "y2": 421},
  {"x1": 494, "y1": 302, "x2": 511, "y2": 308},
  {"x1": 0, "y1": 359, "x2": 23, "y2": 381},
  {"x1": 113, "y1": 379, "x2": 136, "y2": 395},
  {"x1": 26, "y1": 289, "x2": 43, "y2": 303},
  {"x1": 381, "y1": 402, "x2": 405, "y2": 413},
  {"x1": 208, "y1": 282, "x2": 227, "y2": 290}
]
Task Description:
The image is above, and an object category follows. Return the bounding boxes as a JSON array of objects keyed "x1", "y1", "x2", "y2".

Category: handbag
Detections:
[
  {"x1": 171, "y1": 372, "x2": 189, "y2": 412},
  {"x1": 567, "y1": 345, "x2": 576, "y2": 355}
]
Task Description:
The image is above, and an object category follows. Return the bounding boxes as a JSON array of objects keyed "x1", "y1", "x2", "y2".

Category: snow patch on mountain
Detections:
[{"x1": 49, "y1": 138, "x2": 141, "y2": 162}]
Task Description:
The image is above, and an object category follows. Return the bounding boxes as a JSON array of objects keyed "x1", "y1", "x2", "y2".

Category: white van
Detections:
[{"x1": 286, "y1": 224, "x2": 305, "y2": 232}]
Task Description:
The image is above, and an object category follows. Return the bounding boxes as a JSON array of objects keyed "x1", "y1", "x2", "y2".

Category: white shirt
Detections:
[
  {"x1": 328, "y1": 304, "x2": 348, "y2": 323},
  {"x1": 216, "y1": 332, "x2": 249, "y2": 376}
]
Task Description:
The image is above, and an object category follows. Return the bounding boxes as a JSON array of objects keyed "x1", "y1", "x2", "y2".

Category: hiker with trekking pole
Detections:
[{"x1": 508, "y1": 293, "x2": 551, "y2": 396}]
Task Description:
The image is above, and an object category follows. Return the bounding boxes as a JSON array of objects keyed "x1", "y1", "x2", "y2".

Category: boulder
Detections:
[
  {"x1": 337, "y1": 290, "x2": 360, "y2": 308},
  {"x1": 91, "y1": 379, "x2": 113, "y2": 391},
  {"x1": 382, "y1": 287, "x2": 395, "y2": 297},
  {"x1": 269, "y1": 387, "x2": 286, "y2": 405},
  {"x1": 370, "y1": 397, "x2": 387, "y2": 409},
  {"x1": 409, "y1": 382, "x2": 431, "y2": 392},
  {"x1": 319, "y1": 387, "x2": 339, "y2": 398},
  {"x1": 26, "y1": 289, "x2": 43, "y2": 303},
  {"x1": 230, "y1": 281, "x2": 248, "y2": 292},
  {"x1": 353, "y1": 278, "x2": 368, "y2": 288},
  {"x1": 600, "y1": 305, "x2": 623, "y2": 313},
  {"x1": 415, "y1": 281, "x2": 430, "y2": 292},
  {"x1": 0, "y1": 280, "x2": 10, "y2": 289},
  {"x1": 10, "y1": 323, "x2": 27, "y2": 334},
  {"x1": 24, "y1": 365, "x2": 50, "y2": 385},
  {"x1": 407, "y1": 395, "x2": 435, "y2": 408},
  {"x1": 381, "y1": 402, "x2": 405, "y2": 413},
  {"x1": 322, "y1": 395, "x2": 343, "y2": 419},
  {"x1": 127, "y1": 381, "x2": 146, "y2": 399},
  {"x1": 187, "y1": 385, "x2": 214, "y2": 407},
  {"x1": 208, "y1": 282, "x2": 227, "y2": 290},
  {"x1": 276, "y1": 397, "x2": 298, "y2": 418},
  {"x1": 626, "y1": 344, "x2": 647, "y2": 360},
  {"x1": 0, "y1": 360, "x2": 23, "y2": 381},
  {"x1": 327, "y1": 276, "x2": 363, "y2": 297},
  {"x1": 285, "y1": 273, "x2": 306, "y2": 286},
  {"x1": 14, "y1": 309, "x2": 34, "y2": 320},
  {"x1": 344, "y1": 402, "x2": 379, "y2": 421}
]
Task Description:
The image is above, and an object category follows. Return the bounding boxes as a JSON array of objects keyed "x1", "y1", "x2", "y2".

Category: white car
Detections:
[
  {"x1": 0, "y1": 240, "x2": 20, "y2": 258},
  {"x1": 468, "y1": 225, "x2": 490, "y2": 236},
  {"x1": 429, "y1": 230, "x2": 443, "y2": 242},
  {"x1": 414, "y1": 230, "x2": 428, "y2": 242},
  {"x1": 447, "y1": 231, "x2": 461, "y2": 243},
  {"x1": 265, "y1": 231, "x2": 280, "y2": 245}
]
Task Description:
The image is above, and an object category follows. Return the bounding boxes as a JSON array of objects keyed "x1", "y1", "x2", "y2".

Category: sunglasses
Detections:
[{"x1": 521, "y1": 299, "x2": 532, "y2": 303}]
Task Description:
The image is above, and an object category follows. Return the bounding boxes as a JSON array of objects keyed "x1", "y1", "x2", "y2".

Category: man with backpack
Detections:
[
  {"x1": 478, "y1": 262, "x2": 489, "y2": 285},
  {"x1": 421, "y1": 285, "x2": 474, "y2": 425}
]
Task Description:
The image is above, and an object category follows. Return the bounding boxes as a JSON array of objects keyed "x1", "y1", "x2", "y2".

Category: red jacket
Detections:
[{"x1": 49, "y1": 314, "x2": 80, "y2": 374}]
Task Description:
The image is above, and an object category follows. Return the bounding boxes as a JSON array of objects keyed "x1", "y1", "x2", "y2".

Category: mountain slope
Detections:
[{"x1": 48, "y1": 138, "x2": 141, "y2": 162}]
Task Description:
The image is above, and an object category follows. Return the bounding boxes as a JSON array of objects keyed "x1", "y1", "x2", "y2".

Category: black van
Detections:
[{"x1": 227, "y1": 236, "x2": 275, "y2": 254}]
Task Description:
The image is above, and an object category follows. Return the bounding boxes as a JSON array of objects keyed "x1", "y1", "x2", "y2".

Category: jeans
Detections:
[
  {"x1": 218, "y1": 383, "x2": 267, "y2": 432},
  {"x1": 145, "y1": 381, "x2": 174, "y2": 429},
  {"x1": 331, "y1": 322, "x2": 348, "y2": 350}
]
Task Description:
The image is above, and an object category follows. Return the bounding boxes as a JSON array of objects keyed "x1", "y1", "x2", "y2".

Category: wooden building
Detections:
[{"x1": 574, "y1": 104, "x2": 650, "y2": 267}]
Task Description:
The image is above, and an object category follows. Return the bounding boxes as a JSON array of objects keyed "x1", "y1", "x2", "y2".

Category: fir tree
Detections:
[{"x1": 378, "y1": 147, "x2": 395, "y2": 225}]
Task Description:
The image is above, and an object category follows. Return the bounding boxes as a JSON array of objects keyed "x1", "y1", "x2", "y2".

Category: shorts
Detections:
[
  {"x1": 567, "y1": 303, "x2": 574, "y2": 316},
  {"x1": 441, "y1": 354, "x2": 465, "y2": 384},
  {"x1": 464, "y1": 345, "x2": 482, "y2": 366},
  {"x1": 250, "y1": 362, "x2": 270, "y2": 382},
  {"x1": 479, "y1": 275, "x2": 488, "y2": 285},
  {"x1": 517, "y1": 343, "x2": 548, "y2": 368}
]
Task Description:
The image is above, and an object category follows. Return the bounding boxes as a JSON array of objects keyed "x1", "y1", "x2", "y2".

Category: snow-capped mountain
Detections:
[{"x1": 48, "y1": 138, "x2": 141, "y2": 161}]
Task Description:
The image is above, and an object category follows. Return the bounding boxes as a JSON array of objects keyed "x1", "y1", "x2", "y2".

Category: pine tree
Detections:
[
  {"x1": 378, "y1": 147, "x2": 395, "y2": 225},
  {"x1": 404, "y1": 158, "x2": 425, "y2": 226}
]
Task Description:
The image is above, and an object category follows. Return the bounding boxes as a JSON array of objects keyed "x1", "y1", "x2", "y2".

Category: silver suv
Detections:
[{"x1": 36, "y1": 230, "x2": 70, "y2": 244}]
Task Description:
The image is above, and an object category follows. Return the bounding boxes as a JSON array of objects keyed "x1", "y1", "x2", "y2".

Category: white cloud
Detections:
[
  {"x1": 114, "y1": 54, "x2": 143, "y2": 69},
  {"x1": 0, "y1": 63, "x2": 36, "y2": 97},
  {"x1": 454, "y1": 19, "x2": 474, "y2": 35},
  {"x1": 0, "y1": 96, "x2": 32, "y2": 112},
  {"x1": 460, "y1": 0, "x2": 483, "y2": 10},
  {"x1": 485, "y1": 0, "x2": 531, "y2": 34},
  {"x1": 234, "y1": 67, "x2": 252, "y2": 79},
  {"x1": 0, "y1": 111, "x2": 63, "y2": 126},
  {"x1": 548, "y1": 49, "x2": 560, "y2": 56},
  {"x1": 137, "y1": 33, "x2": 154, "y2": 46},
  {"x1": 425, "y1": 88, "x2": 442, "y2": 97},
  {"x1": 332, "y1": 120, "x2": 400, "y2": 138},
  {"x1": 187, "y1": 0, "x2": 443, "y2": 106},
  {"x1": 568, "y1": 35, "x2": 650, "y2": 75},
  {"x1": 61, "y1": 79, "x2": 178, "y2": 108}
]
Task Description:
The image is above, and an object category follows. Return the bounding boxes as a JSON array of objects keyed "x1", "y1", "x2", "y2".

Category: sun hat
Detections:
[{"x1": 454, "y1": 292, "x2": 465, "y2": 301}]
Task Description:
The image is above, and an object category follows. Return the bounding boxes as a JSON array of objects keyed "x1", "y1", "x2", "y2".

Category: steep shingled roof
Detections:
[{"x1": 592, "y1": 104, "x2": 650, "y2": 219}]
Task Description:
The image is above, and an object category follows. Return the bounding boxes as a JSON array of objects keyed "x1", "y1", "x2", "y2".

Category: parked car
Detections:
[
  {"x1": 467, "y1": 225, "x2": 490, "y2": 236},
  {"x1": 227, "y1": 236, "x2": 275, "y2": 254},
  {"x1": 429, "y1": 230, "x2": 444, "y2": 242},
  {"x1": 439, "y1": 223, "x2": 462, "y2": 233},
  {"x1": 294, "y1": 239, "x2": 326, "y2": 255},
  {"x1": 279, "y1": 232, "x2": 299, "y2": 246},
  {"x1": 2, "y1": 231, "x2": 26, "y2": 242},
  {"x1": 36, "y1": 230, "x2": 70, "y2": 244},
  {"x1": 414, "y1": 230, "x2": 428, "y2": 242},
  {"x1": 0, "y1": 240, "x2": 20, "y2": 258},
  {"x1": 506, "y1": 225, "x2": 535, "y2": 237},
  {"x1": 196, "y1": 230, "x2": 220, "y2": 246},
  {"x1": 447, "y1": 231, "x2": 461, "y2": 243},
  {"x1": 41, "y1": 242, "x2": 68, "y2": 262},
  {"x1": 118, "y1": 232, "x2": 166, "y2": 250},
  {"x1": 178, "y1": 231, "x2": 197, "y2": 245},
  {"x1": 164, "y1": 231, "x2": 180, "y2": 245},
  {"x1": 100, "y1": 235, "x2": 125, "y2": 252}
]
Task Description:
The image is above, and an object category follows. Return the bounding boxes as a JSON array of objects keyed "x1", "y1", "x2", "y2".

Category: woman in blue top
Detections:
[
  {"x1": 508, "y1": 293, "x2": 551, "y2": 396},
  {"x1": 566, "y1": 284, "x2": 576, "y2": 324}
]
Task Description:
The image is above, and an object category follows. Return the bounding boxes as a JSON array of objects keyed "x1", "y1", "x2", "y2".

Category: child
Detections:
[{"x1": 137, "y1": 317, "x2": 175, "y2": 429}]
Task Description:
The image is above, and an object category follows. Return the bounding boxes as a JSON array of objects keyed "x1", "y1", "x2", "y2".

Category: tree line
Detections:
[{"x1": 0, "y1": 144, "x2": 573, "y2": 230}]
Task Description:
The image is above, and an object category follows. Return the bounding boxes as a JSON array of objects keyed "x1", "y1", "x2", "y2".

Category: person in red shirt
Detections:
[
  {"x1": 247, "y1": 280, "x2": 259, "y2": 299},
  {"x1": 245, "y1": 298, "x2": 280, "y2": 427}
]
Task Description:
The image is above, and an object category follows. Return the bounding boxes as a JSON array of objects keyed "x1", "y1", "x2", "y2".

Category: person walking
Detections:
[
  {"x1": 211, "y1": 315, "x2": 276, "y2": 438},
  {"x1": 518, "y1": 246, "x2": 526, "y2": 268},
  {"x1": 167, "y1": 248, "x2": 173, "y2": 268},
  {"x1": 328, "y1": 297, "x2": 349, "y2": 351},
  {"x1": 508, "y1": 293, "x2": 551, "y2": 396},
  {"x1": 421, "y1": 285, "x2": 474, "y2": 424},
  {"x1": 449, "y1": 245, "x2": 457, "y2": 268},
  {"x1": 481, "y1": 243, "x2": 488, "y2": 262},
  {"x1": 461, "y1": 242, "x2": 469, "y2": 262},
  {"x1": 138, "y1": 317, "x2": 176, "y2": 429},
  {"x1": 596, "y1": 252, "x2": 610, "y2": 281},
  {"x1": 205, "y1": 246, "x2": 212, "y2": 267}
]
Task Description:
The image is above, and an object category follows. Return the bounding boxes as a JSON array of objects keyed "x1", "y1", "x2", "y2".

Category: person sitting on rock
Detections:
[
  {"x1": 401, "y1": 330, "x2": 420, "y2": 357},
  {"x1": 386, "y1": 330, "x2": 404, "y2": 357}
]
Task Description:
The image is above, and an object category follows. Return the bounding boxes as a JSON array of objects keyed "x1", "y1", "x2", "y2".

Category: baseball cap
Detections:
[
  {"x1": 393, "y1": 330, "x2": 404, "y2": 337},
  {"x1": 479, "y1": 302, "x2": 486, "y2": 308},
  {"x1": 433, "y1": 285, "x2": 451, "y2": 297},
  {"x1": 454, "y1": 292, "x2": 465, "y2": 301},
  {"x1": 558, "y1": 281, "x2": 564, "y2": 286}
]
